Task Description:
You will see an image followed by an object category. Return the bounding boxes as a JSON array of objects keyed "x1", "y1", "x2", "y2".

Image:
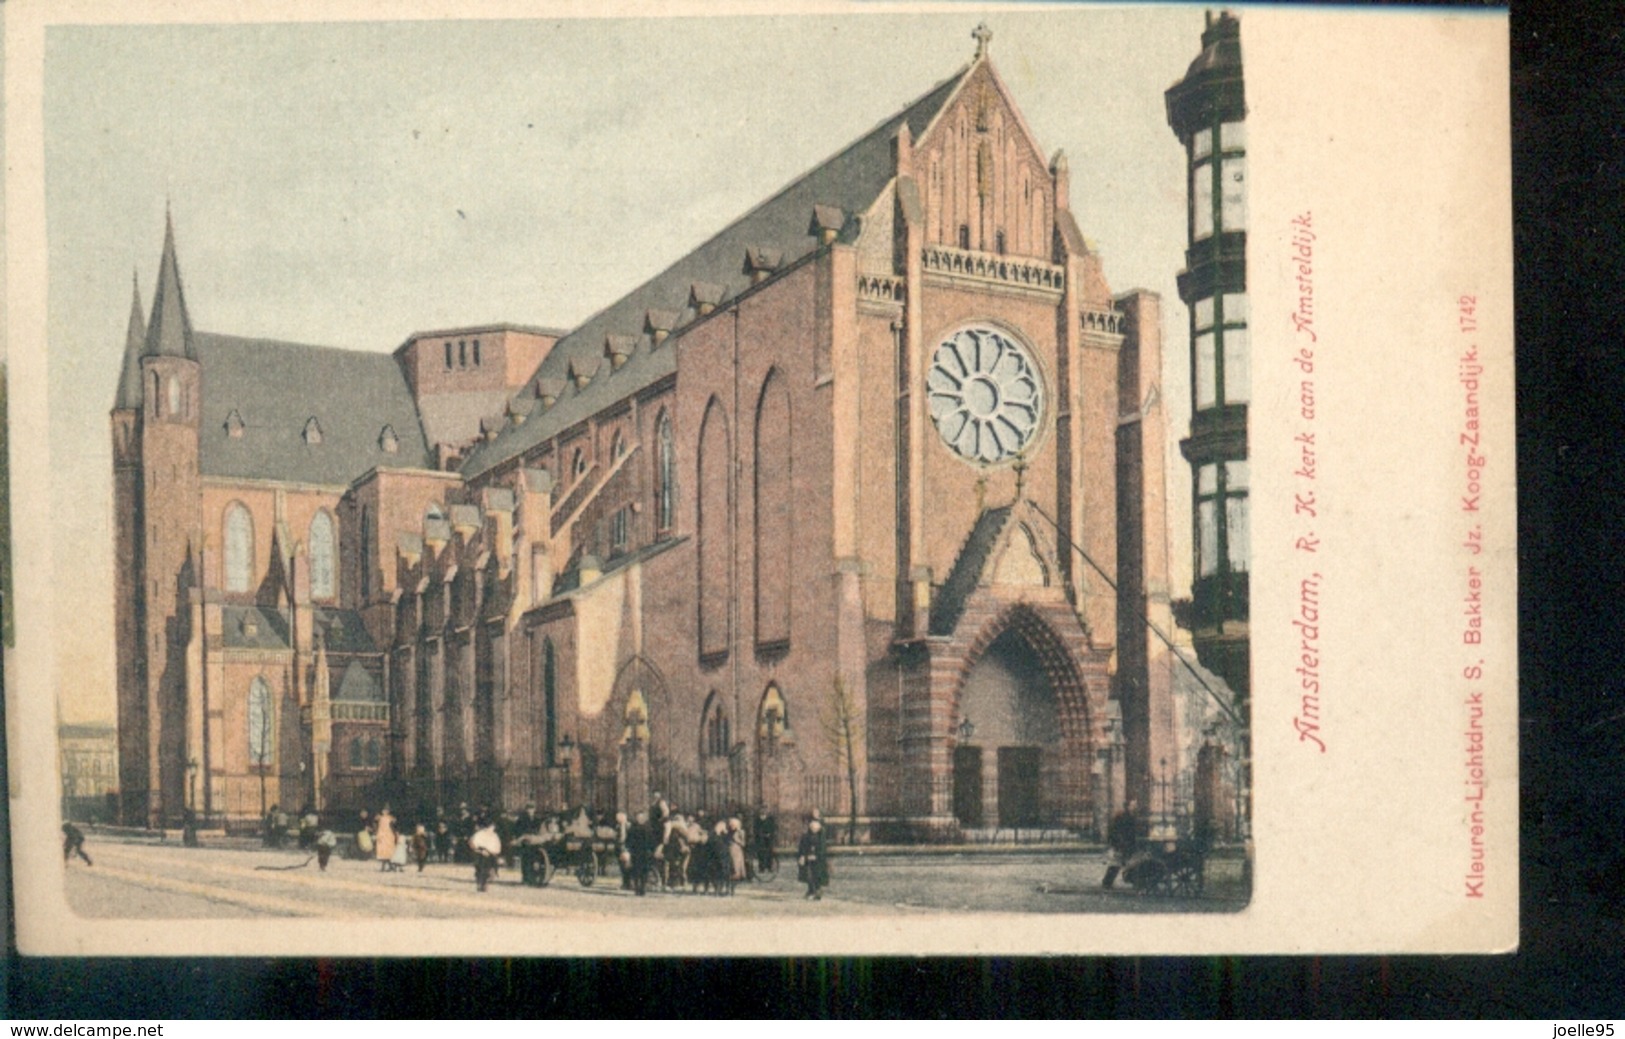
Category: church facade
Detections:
[{"x1": 112, "y1": 29, "x2": 1181, "y2": 839}]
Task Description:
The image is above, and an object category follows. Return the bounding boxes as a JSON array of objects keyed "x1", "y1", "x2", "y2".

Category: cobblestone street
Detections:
[{"x1": 64, "y1": 833, "x2": 1249, "y2": 919}]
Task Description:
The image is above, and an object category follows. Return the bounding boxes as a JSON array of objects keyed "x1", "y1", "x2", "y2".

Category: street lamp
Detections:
[
  {"x1": 187, "y1": 757, "x2": 199, "y2": 811},
  {"x1": 559, "y1": 733, "x2": 576, "y2": 807},
  {"x1": 1158, "y1": 756, "x2": 1171, "y2": 835},
  {"x1": 956, "y1": 716, "x2": 976, "y2": 741}
]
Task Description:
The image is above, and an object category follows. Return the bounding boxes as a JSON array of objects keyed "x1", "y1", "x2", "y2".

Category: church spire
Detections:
[
  {"x1": 144, "y1": 207, "x2": 196, "y2": 360},
  {"x1": 114, "y1": 270, "x2": 147, "y2": 410}
]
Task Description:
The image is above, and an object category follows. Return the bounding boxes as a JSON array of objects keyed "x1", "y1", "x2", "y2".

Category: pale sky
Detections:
[{"x1": 44, "y1": 9, "x2": 1202, "y2": 723}]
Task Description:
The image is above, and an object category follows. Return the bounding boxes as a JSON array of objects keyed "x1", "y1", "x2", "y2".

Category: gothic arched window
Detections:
[
  {"x1": 348, "y1": 737, "x2": 363, "y2": 768},
  {"x1": 309, "y1": 511, "x2": 336, "y2": 600},
  {"x1": 697, "y1": 400, "x2": 731, "y2": 658},
  {"x1": 248, "y1": 676, "x2": 273, "y2": 766},
  {"x1": 224, "y1": 503, "x2": 254, "y2": 593},
  {"x1": 701, "y1": 692, "x2": 731, "y2": 760},
  {"x1": 754, "y1": 371, "x2": 791, "y2": 647},
  {"x1": 656, "y1": 411, "x2": 676, "y2": 536}
]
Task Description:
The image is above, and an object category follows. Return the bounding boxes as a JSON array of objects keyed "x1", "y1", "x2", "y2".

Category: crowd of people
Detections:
[{"x1": 262, "y1": 795, "x2": 833, "y2": 900}]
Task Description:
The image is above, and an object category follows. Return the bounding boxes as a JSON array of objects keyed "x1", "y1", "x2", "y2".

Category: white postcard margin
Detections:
[{"x1": 4, "y1": 1, "x2": 1516, "y2": 955}]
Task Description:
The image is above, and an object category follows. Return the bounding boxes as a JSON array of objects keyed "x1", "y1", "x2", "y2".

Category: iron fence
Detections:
[
  {"x1": 800, "y1": 774, "x2": 847, "y2": 815},
  {"x1": 651, "y1": 762, "x2": 749, "y2": 815}
]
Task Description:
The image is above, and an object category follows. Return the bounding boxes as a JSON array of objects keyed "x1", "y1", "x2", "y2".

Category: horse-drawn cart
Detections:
[
  {"x1": 1122, "y1": 838, "x2": 1207, "y2": 897},
  {"x1": 514, "y1": 830, "x2": 620, "y2": 888}
]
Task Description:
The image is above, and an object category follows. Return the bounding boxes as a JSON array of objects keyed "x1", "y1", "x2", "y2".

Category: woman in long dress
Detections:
[
  {"x1": 374, "y1": 805, "x2": 399, "y2": 872},
  {"x1": 726, "y1": 818, "x2": 747, "y2": 888}
]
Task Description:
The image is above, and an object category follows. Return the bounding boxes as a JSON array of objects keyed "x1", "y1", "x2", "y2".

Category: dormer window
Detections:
[
  {"x1": 303, "y1": 417, "x2": 323, "y2": 445},
  {"x1": 378, "y1": 424, "x2": 399, "y2": 453},
  {"x1": 225, "y1": 409, "x2": 246, "y2": 439}
]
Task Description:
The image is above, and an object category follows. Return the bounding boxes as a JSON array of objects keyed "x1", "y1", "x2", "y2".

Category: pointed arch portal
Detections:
[{"x1": 940, "y1": 603, "x2": 1099, "y2": 833}]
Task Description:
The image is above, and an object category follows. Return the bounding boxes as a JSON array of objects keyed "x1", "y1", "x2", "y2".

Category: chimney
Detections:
[
  {"x1": 1051, "y1": 149, "x2": 1071, "y2": 212},
  {"x1": 892, "y1": 123, "x2": 913, "y2": 177}
]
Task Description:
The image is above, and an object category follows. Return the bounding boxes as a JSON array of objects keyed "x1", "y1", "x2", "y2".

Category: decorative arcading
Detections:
[
  {"x1": 1080, "y1": 307, "x2": 1125, "y2": 335},
  {"x1": 857, "y1": 274, "x2": 906, "y2": 304},
  {"x1": 920, "y1": 245, "x2": 1065, "y2": 293},
  {"x1": 332, "y1": 702, "x2": 389, "y2": 722}
]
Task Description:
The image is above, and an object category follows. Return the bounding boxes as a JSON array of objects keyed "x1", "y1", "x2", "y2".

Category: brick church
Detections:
[{"x1": 112, "y1": 25, "x2": 1181, "y2": 839}]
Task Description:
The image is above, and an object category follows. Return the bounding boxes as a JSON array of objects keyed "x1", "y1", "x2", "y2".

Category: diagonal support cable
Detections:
[{"x1": 1024, "y1": 498, "x2": 1243, "y2": 727}]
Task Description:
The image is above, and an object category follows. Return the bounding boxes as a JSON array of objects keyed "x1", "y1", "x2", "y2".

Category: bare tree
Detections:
[{"x1": 820, "y1": 675, "x2": 863, "y2": 846}]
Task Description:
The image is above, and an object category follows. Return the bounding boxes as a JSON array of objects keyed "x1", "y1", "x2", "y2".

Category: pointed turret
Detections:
[
  {"x1": 144, "y1": 209, "x2": 196, "y2": 360},
  {"x1": 114, "y1": 271, "x2": 146, "y2": 410}
]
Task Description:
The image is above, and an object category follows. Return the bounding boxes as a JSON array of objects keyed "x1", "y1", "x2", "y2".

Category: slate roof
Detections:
[
  {"x1": 417, "y1": 389, "x2": 510, "y2": 449},
  {"x1": 930, "y1": 506, "x2": 1013, "y2": 636},
  {"x1": 146, "y1": 213, "x2": 196, "y2": 360},
  {"x1": 220, "y1": 605, "x2": 292, "y2": 650},
  {"x1": 334, "y1": 660, "x2": 384, "y2": 702},
  {"x1": 460, "y1": 61, "x2": 974, "y2": 479},
  {"x1": 315, "y1": 608, "x2": 378, "y2": 654},
  {"x1": 114, "y1": 275, "x2": 147, "y2": 411},
  {"x1": 196, "y1": 333, "x2": 432, "y2": 485}
]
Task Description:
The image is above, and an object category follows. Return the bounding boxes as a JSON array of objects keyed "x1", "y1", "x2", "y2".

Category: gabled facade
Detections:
[{"x1": 113, "y1": 28, "x2": 1178, "y2": 839}]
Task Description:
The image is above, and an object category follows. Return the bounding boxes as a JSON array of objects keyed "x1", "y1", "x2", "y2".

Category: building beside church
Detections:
[
  {"x1": 1166, "y1": 10, "x2": 1250, "y2": 840},
  {"x1": 111, "y1": 25, "x2": 1188, "y2": 840},
  {"x1": 59, "y1": 722, "x2": 118, "y2": 822}
]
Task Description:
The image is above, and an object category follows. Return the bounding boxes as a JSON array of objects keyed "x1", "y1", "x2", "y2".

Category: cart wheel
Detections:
[
  {"x1": 577, "y1": 850, "x2": 598, "y2": 887},
  {"x1": 537, "y1": 848, "x2": 555, "y2": 887}
]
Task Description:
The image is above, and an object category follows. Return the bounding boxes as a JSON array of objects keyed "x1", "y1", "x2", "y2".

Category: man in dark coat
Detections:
[
  {"x1": 62, "y1": 822, "x2": 92, "y2": 866},
  {"x1": 797, "y1": 817, "x2": 829, "y2": 900},
  {"x1": 626, "y1": 811, "x2": 658, "y2": 896},
  {"x1": 752, "y1": 807, "x2": 778, "y2": 874},
  {"x1": 1102, "y1": 800, "x2": 1141, "y2": 889}
]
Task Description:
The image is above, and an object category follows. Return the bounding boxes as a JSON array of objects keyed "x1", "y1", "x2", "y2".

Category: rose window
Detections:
[{"x1": 926, "y1": 326, "x2": 1044, "y2": 464}]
